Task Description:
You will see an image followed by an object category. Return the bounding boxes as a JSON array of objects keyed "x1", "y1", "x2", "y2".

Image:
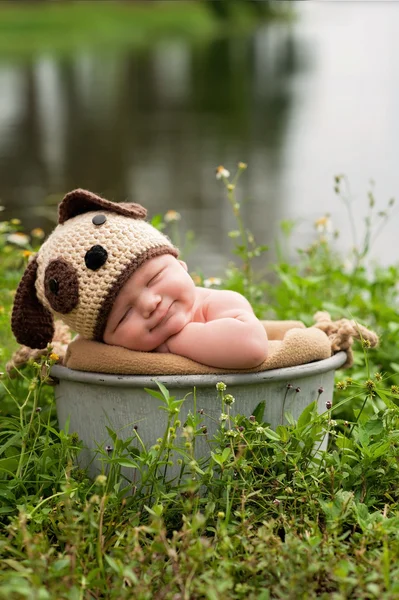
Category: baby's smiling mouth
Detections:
[{"x1": 150, "y1": 301, "x2": 175, "y2": 330}]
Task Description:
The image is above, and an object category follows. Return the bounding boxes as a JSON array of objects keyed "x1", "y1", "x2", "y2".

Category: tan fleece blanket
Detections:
[
  {"x1": 64, "y1": 320, "x2": 333, "y2": 375},
  {"x1": 7, "y1": 314, "x2": 378, "y2": 377}
]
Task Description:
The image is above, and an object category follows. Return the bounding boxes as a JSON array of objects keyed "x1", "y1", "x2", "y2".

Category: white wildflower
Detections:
[
  {"x1": 224, "y1": 394, "x2": 235, "y2": 405},
  {"x1": 203, "y1": 277, "x2": 222, "y2": 288},
  {"x1": 7, "y1": 232, "x2": 30, "y2": 247},
  {"x1": 95, "y1": 474, "x2": 107, "y2": 486},
  {"x1": 164, "y1": 210, "x2": 181, "y2": 223},
  {"x1": 314, "y1": 215, "x2": 332, "y2": 233},
  {"x1": 215, "y1": 165, "x2": 230, "y2": 180}
]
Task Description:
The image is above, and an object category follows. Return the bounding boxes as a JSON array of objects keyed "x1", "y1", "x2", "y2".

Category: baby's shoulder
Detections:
[{"x1": 194, "y1": 287, "x2": 254, "y2": 320}]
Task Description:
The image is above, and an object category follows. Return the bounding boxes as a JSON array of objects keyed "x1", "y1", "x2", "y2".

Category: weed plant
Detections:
[{"x1": 0, "y1": 168, "x2": 399, "y2": 598}]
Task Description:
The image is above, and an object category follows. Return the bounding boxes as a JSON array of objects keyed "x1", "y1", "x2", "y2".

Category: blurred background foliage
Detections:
[{"x1": 0, "y1": 1, "x2": 284, "y2": 55}]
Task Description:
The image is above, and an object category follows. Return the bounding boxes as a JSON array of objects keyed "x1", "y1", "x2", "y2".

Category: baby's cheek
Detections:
[
  {"x1": 148, "y1": 328, "x2": 170, "y2": 347},
  {"x1": 118, "y1": 323, "x2": 146, "y2": 348},
  {"x1": 166, "y1": 312, "x2": 189, "y2": 337}
]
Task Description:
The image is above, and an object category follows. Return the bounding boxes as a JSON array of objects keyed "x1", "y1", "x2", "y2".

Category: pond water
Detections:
[{"x1": 1, "y1": 1, "x2": 399, "y2": 274}]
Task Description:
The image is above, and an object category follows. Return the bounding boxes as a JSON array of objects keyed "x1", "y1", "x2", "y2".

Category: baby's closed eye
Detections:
[
  {"x1": 117, "y1": 306, "x2": 134, "y2": 328},
  {"x1": 147, "y1": 268, "x2": 164, "y2": 286}
]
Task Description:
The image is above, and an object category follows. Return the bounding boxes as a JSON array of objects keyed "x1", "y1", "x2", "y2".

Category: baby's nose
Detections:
[{"x1": 142, "y1": 294, "x2": 162, "y2": 319}]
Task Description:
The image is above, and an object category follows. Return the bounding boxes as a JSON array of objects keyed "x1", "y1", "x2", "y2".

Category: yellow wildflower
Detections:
[
  {"x1": 31, "y1": 228, "x2": 45, "y2": 239},
  {"x1": 10, "y1": 218, "x2": 21, "y2": 225},
  {"x1": 191, "y1": 273, "x2": 202, "y2": 285},
  {"x1": 22, "y1": 250, "x2": 34, "y2": 258},
  {"x1": 49, "y1": 353, "x2": 59, "y2": 362}
]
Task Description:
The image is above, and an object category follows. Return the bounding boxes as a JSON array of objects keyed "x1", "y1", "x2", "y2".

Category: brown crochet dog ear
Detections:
[
  {"x1": 11, "y1": 256, "x2": 55, "y2": 350},
  {"x1": 58, "y1": 189, "x2": 147, "y2": 224}
]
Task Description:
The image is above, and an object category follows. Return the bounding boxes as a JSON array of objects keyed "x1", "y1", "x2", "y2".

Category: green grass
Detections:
[{"x1": 1, "y1": 167, "x2": 399, "y2": 597}]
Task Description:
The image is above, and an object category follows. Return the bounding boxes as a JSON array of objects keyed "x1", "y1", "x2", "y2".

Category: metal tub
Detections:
[{"x1": 51, "y1": 352, "x2": 347, "y2": 479}]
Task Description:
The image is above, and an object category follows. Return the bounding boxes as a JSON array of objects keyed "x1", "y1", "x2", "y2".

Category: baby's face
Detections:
[{"x1": 103, "y1": 254, "x2": 196, "y2": 351}]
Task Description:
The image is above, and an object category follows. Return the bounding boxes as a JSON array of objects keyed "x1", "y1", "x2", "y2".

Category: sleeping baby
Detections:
[{"x1": 11, "y1": 189, "x2": 268, "y2": 370}]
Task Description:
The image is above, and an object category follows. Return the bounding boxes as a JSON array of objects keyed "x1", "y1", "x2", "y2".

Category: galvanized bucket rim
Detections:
[{"x1": 50, "y1": 351, "x2": 347, "y2": 389}]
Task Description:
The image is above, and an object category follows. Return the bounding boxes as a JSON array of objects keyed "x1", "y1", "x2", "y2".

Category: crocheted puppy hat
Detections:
[{"x1": 11, "y1": 189, "x2": 178, "y2": 349}]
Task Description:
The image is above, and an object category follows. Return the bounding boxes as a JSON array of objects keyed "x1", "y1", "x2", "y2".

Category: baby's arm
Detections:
[{"x1": 165, "y1": 290, "x2": 268, "y2": 369}]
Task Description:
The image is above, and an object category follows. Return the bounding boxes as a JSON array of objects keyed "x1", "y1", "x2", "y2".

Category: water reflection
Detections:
[
  {"x1": 281, "y1": 2, "x2": 399, "y2": 265},
  {"x1": 0, "y1": 20, "x2": 300, "y2": 274}
]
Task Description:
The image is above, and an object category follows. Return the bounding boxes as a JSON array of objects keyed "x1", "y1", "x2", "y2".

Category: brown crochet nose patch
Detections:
[{"x1": 44, "y1": 259, "x2": 79, "y2": 314}]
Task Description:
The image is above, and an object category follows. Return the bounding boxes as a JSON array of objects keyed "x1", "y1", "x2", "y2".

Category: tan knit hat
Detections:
[{"x1": 11, "y1": 189, "x2": 178, "y2": 349}]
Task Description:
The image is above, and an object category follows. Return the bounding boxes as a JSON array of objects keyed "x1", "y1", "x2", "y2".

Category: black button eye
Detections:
[
  {"x1": 49, "y1": 278, "x2": 59, "y2": 295},
  {"x1": 85, "y1": 245, "x2": 108, "y2": 270},
  {"x1": 92, "y1": 214, "x2": 107, "y2": 226}
]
